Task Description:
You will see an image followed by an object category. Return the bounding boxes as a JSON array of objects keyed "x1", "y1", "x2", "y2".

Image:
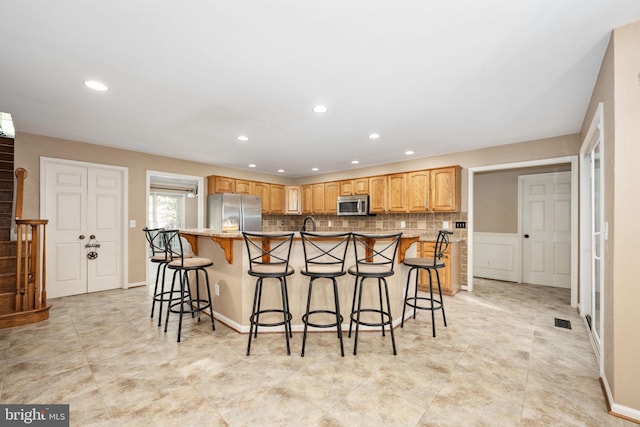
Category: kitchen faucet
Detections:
[{"x1": 301, "y1": 215, "x2": 316, "y2": 232}]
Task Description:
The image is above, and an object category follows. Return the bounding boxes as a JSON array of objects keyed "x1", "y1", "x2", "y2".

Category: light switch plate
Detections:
[{"x1": 129, "y1": 220, "x2": 136, "y2": 228}]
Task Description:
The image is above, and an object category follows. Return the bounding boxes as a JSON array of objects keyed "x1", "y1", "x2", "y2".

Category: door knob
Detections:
[
  {"x1": 90, "y1": 235, "x2": 96, "y2": 239},
  {"x1": 79, "y1": 235, "x2": 85, "y2": 240},
  {"x1": 524, "y1": 234, "x2": 530, "y2": 238}
]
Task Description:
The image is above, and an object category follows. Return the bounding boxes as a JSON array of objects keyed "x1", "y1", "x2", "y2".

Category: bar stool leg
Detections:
[
  {"x1": 202, "y1": 268, "x2": 215, "y2": 331},
  {"x1": 164, "y1": 269, "x2": 179, "y2": 333},
  {"x1": 283, "y1": 278, "x2": 293, "y2": 338},
  {"x1": 247, "y1": 277, "x2": 262, "y2": 356},
  {"x1": 353, "y1": 277, "x2": 365, "y2": 355},
  {"x1": 382, "y1": 278, "x2": 397, "y2": 355},
  {"x1": 177, "y1": 270, "x2": 187, "y2": 343},
  {"x1": 435, "y1": 269, "x2": 447, "y2": 327},
  {"x1": 377, "y1": 278, "x2": 386, "y2": 337},
  {"x1": 301, "y1": 278, "x2": 314, "y2": 357},
  {"x1": 332, "y1": 277, "x2": 345, "y2": 357},
  {"x1": 401, "y1": 267, "x2": 413, "y2": 328},
  {"x1": 279, "y1": 277, "x2": 291, "y2": 355},
  {"x1": 428, "y1": 269, "x2": 436, "y2": 338},
  {"x1": 348, "y1": 277, "x2": 359, "y2": 338}
]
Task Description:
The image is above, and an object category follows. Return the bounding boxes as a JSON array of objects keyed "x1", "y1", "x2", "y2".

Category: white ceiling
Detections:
[{"x1": 2, "y1": 1, "x2": 640, "y2": 178}]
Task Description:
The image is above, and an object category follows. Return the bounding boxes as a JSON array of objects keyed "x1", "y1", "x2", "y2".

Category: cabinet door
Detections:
[
  {"x1": 407, "y1": 170, "x2": 429, "y2": 212},
  {"x1": 301, "y1": 185, "x2": 313, "y2": 214},
  {"x1": 324, "y1": 181, "x2": 340, "y2": 214},
  {"x1": 252, "y1": 182, "x2": 271, "y2": 213},
  {"x1": 340, "y1": 180, "x2": 354, "y2": 196},
  {"x1": 388, "y1": 173, "x2": 407, "y2": 212},
  {"x1": 430, "y1": 166, "x2": 460, "y2": 212},
  {"x1": 312, "y1": 183, "x2": 325, "y2": 214},
  {"x1": 353, "y1": 178, "x2": 369, "y2": 194},
  {"x1": 208, "y1": 176, "x2": 235, "y2": 194},
  {"x1": 285, "y1": 186, "x2": 301, "y2": 215},
  {"x1": 368, "y1": 175, "x2": 388, "y2": 213},
  {"x1": 236, "y1": 179, "x2": 252, "y2": 195},
  {"x1": 270, "y1": 184, "x2": 285, "y2": 214}
]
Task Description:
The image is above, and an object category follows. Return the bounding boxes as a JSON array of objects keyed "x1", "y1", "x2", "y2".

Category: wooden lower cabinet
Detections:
[{"x1": 416, "y1": 241, "x2": 460, "y2": 296}]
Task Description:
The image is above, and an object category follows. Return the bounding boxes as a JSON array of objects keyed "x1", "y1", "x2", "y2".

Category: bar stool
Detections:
[
  {"x1": 143, "y1": 227, "x2": 172, "y2": 326},
  {"x1": 401, "y1": 229, "x2": 452, "y2": 337},
  {"x1": 163, "y1": 229, "x2": 215, "y2": 342},
  {"x1": 243, "y1": 232, "x2": 295, "y2": 356},
  {"x1": 348, "y1": 232, "x2": 403, "y2": 355},
  {"x1": 300, "y1": 231, "x2": 351, "y2": 357}
]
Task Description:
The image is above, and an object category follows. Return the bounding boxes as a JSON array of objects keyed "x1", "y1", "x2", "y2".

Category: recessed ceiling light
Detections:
[
  {"x1": 312, "y1": 167, "x2": 319, "y2": 171},
  {"x1": 84, "y1": 80, "x2": 108, "y2": 91},
  {"x1": 237, "y1": 135, "x2": 249, "y2": 141},
  {"x1": 369, "y1": 133, "x2": 380, "y2": 139},
  {"x1": 312, "y1": 105, "x2": 328, "y2": 113},
  {"x1": 277, "y1": 169, "x2": 285, "y2": 173},
  {"x1": 405, "y1": 150, "x2": 415, "y2": 155},
  {"x1": 248, "y1": 164, "x2": 256, "y2": 168},
  {"x1": 351, "y1": 160, "x2": 359, "y2": 164}
]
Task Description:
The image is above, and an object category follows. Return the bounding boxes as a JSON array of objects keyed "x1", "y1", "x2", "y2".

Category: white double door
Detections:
[
  {"x1": 42, "y1": 158, "x2": 126, "y2": 298},
  {"x1": 520, "y1": 171, "x2": 572, "y2": 288}
]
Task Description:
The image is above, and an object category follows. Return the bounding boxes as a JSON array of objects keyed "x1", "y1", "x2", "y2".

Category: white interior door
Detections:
[
  {"x1": 87, "y1": 167, "x2": 123, "y2": 293},
  {"x1": 43, "y1": 158, "x2": 125, "y2": 298},
  {"x1": 520, "y1": 172, "x2": 571, "y2": 288}
]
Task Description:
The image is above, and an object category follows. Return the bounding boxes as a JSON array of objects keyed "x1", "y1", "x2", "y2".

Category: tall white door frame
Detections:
[
  {"x1": 40, "y1": 157, "x2": 129, "y2": 295},
  {"x1": 466, "y1": 155, "x2": 579, "y2": 308},
  {"x1": 144, "y1": 170, "x2": 205, "y2": 290}
]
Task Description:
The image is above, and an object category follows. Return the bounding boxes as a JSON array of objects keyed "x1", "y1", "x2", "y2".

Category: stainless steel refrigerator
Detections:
[{"x1": 206, "y1": 193, "x2": 262, "y2": 232}]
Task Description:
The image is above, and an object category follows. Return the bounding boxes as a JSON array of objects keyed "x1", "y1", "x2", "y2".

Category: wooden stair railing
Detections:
[
  {"x1": 15, "y1": 219, "x2": 48, "y2": 312},
  {"x1": 0, "y1": 168, "x2": 50, "y2": 329}
]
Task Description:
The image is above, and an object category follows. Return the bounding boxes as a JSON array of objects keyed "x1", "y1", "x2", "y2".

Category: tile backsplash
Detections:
[{"x1": 263, "y1": 212, "x2": 469, "y2": 284}]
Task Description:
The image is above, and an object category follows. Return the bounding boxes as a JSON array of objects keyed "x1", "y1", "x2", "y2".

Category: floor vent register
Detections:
[{"x1": 554, "y1": 318, "x2": 572, "y2": 329}]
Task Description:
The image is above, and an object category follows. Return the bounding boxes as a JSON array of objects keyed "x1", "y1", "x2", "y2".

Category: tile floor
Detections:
[{"x1": 0, "y1": 278, "x2": 634, "y2": 426}]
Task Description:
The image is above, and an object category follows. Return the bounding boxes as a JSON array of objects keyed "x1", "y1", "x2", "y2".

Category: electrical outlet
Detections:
[
  {"x1": 215, "y1": 283, "x2": 220, "y2": 296},
  {"x1": 400, "y1": 221, "x2": 406, "y2": 228},
  {"x1": 455, "y1": 221, "x2": 466, "y2": 229},
  {"x1": 443, "y1": 221, "x2": 449, "y2": 229},
  {"x1": 328, "y1": 220, "x2": 332, "y2": 227}
]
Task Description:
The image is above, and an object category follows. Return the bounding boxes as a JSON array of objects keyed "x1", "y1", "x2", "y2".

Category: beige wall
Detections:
[
  {"x1": 581, "y1": 21, "x2": 640, "y2": 411},
  {"x1": 474, "y1": 165, "x2": 572, "y2": 233},
  {"x1": 14, "y1": 132, "x2": 294, "y2": 285},
  {"x1": 15, "y1": 131, "x2": 580, "y2": 287}
]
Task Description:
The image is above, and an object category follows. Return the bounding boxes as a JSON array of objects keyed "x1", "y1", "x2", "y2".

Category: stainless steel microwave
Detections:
[{"x1": 337, "y1": 195, "x2": 369, "y2": 216}]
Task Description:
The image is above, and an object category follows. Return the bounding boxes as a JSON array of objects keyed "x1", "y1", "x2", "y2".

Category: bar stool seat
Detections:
[
  {"x1": 163, "y1": 229, "x2": 215, "y2": 342},
  {"x1": 347, "y1": 232, "x2": 402, "y2": 355},
  {"x1": 243, "y1": 232, "x2": 295, "y2": 356},
  {"x1": 300, "y1": 232, "x2": 351, "y2": 357},
  {"x1": 401, "y1": 230, "x2": 452, "y2": 337}
]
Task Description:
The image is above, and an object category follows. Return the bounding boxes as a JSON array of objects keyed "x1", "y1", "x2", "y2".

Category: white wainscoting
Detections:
[{"x1": 473, "y1": 232, "x2": 520, "y2": 282}]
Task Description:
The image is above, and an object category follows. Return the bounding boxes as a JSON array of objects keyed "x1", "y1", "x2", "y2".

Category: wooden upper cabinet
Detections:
[
  {"x1": 339, "y1": 180, "x2": 354, "y2": 196},
  {"x1": 301, "y1": 185, "x2": 313, "y2": 214},
  {"x1": 208, "y1": 175, "x2": 235, "y2": 194},
  {"x1": 407, "y1": 170, "x2": 429, "y2": 212},
  {"x1": 429, "y1": 166, "x2": 461, "y2": 212},
  {"x1": 368, "y1": 175, "x2": 388, "y2": 214},
  {"x1": 270, "y1": 184, "x2": 285, "y2": 214},
  {"x1": 251, "y1": 182, "x2": 271, "y2": 213},
  {"x1": 312, "y1": 183, "x2": 325, "y2": 214},
  {"x1": 285, "y1": 186, "x2": 301, "y2": 215},
  {"x1": 235, "y1": 179, "x2": 252, "y2": 195},
  {"x1": 353, "y1": 177, "x2": 369, "y2": 195},
  {"x1": 324, "y1": 181, "x2": 340, "y2": 214},
  {"x1": 388, "y1": 173, "x2": 407, "y2": 213}
]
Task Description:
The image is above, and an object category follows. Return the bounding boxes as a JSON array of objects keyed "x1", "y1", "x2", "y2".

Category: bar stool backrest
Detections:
[
  {"x1": 162, "y1": 229, "x2": 188, "y2": 267},
  {"x1": 351, "y1": 232, "x2": 403, "y2": 275},
  {"x1": 300, "y1": 232, "x2": 351, "y2": 275},
  {"x1": 143, "y1": 227, "x2": 167, "y2": 260},
  {"x1": 242, "y1": 232, "x2": 295, "y2": 276},
  {"x1": 432, "y1": 230, "x2": 453, "y2": 266}
]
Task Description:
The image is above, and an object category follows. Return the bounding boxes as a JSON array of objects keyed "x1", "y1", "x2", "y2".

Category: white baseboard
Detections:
[
  {"x1": 473, "y1": 232, "x2": 520, "y2": 282},
  {"x1": 126, "y1": 281, "x2": 146, "y2": 289},
  {"x1": 600, "y1": 375, "x2": 640, "y2": 422}
]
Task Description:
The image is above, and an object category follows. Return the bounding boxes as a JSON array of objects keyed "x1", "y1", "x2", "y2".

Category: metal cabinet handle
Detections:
[
  {"x1": 524, "y1": 234, "x2": 530, "y2": 238},
  {"x1": 79, "y1": 235, "x2": 85, "y2": 240}
]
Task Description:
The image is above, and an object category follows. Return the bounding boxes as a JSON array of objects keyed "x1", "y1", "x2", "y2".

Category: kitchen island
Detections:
[{"x1": 178, "y1": 229, "x2": 425, "y2": 333}]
